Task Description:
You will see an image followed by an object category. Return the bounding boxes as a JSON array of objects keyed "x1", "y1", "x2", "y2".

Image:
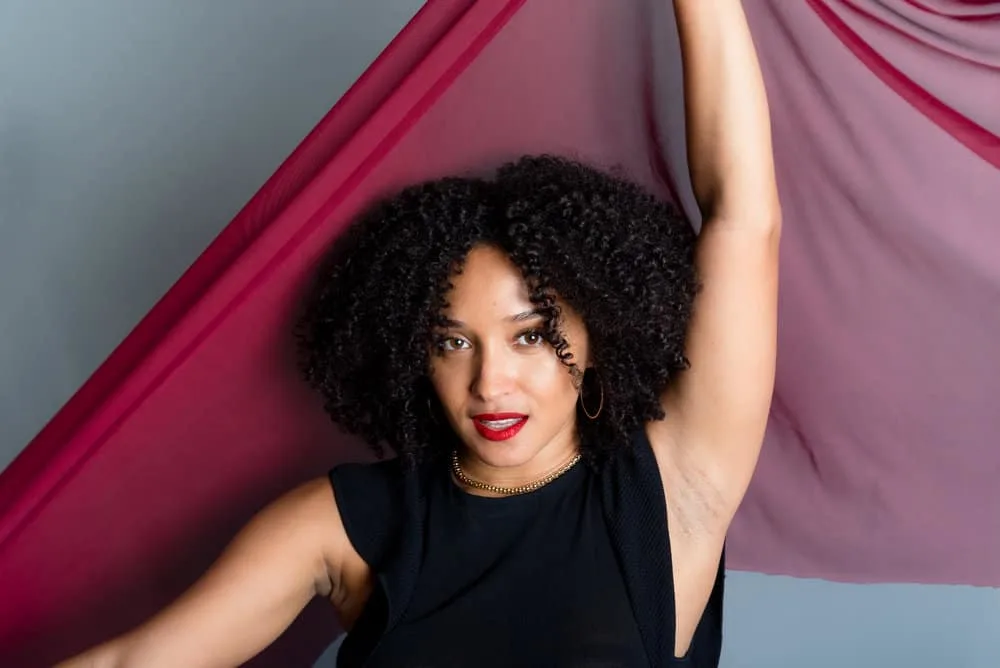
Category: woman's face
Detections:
[{"x1": 429, "y1": 244, "x2": 590, "y2": 476}]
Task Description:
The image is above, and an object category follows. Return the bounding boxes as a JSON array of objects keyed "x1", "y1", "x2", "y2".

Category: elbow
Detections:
[
  {"x1": 763, "y1": 210, "x2": 782, "y2": 246},
  {"x1": 704, "y1": 209, "x2": 782, "y2": 244},
  {"x1": 746, "y1": 195, "x2": 783, "y2": 237},
  {"x1": 704, "y1": 189, "x2": 782, "y2": 240}
]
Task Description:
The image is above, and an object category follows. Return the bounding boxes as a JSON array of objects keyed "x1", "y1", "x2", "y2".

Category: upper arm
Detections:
[
  {"x1": 647, "y1": 218, "x2": 778, "y2": 658},
  {"x1": 58, "y1": 476, "x2": 358, "y2": 668},
  {"x1": 652, "y1": 216, "x2": 780, "y2": 522}
]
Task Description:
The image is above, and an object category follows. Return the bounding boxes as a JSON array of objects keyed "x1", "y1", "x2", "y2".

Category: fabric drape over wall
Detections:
[{"x1": 1, "y1": 1, "x2": 996, "y2": 665}]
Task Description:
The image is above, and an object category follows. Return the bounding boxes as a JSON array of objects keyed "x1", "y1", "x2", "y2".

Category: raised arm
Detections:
[
  {"x1": 56, "y1": 478, "x2": 358, "y2": 668},
  {"x1": 650, "y1": 0, "x2": 781, "y2": 524}
]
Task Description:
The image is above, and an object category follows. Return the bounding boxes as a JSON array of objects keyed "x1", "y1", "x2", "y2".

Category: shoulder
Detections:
[
  {"x1": 599, "y1": 425, "x2": 727, "y2": 533},
  {"x1": 329, "y1": 456, "x2": 405, "y2": 499},
  {"x1": 328, "y1": 456, "x2": 408, "y2": 569},
  {"x1": 595, "y1": 428, "x2": 673, "y2": 541},
  {"x1": 598, "y1": 428, "x2": 663, "y2": 490}
]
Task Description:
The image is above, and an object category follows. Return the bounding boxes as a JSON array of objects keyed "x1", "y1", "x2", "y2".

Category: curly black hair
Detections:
[{"x1": 296, "y1": 155, "x2": 698, "y2": 468}]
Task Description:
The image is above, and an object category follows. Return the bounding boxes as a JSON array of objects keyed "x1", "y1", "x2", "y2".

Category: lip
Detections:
[{"x1": 471, "y1": 413, "x2": 528, "y2": 442}]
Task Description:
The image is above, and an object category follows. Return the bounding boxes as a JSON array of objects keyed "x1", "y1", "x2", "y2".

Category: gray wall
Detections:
[
  {"x1": 1, "y1": 3, "x2": 996, "y2": 668},
  {"x1": 0, "y1": 0, "x2": 423, "y2": 468}
]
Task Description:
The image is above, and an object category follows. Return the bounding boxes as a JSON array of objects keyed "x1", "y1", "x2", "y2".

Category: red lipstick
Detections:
[{"x1": 472, "y1": 413, "x2": 528, "y2": 441}]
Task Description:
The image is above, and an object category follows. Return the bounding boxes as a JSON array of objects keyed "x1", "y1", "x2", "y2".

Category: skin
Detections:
[{"x1": 58, "y1": 0, "x2": 780, "y2": 665}]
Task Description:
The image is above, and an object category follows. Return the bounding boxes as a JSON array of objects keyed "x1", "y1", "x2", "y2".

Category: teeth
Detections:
[{"x1": 479, "y1": 418, "x2": 523, "y2": 430}]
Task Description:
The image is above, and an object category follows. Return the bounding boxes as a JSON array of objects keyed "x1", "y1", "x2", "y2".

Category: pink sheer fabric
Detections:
[{"x1": 725, "y1": 0, "x2": 1000, "y2": 587}]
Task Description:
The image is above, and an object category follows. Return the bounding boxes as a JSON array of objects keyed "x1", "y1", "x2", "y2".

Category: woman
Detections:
[{"x1": 59, "y1": 0, "x2": 779, "y2": 665}]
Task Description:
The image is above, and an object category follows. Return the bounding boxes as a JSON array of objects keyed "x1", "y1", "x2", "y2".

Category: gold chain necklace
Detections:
[{"x1": 450, "y1": 450, "x2": 582, "y2": 497}]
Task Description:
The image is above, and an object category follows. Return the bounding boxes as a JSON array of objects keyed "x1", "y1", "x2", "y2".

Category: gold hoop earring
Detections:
[{"x1": 580, "y1": 377, "x2": 604, "y2": 420}]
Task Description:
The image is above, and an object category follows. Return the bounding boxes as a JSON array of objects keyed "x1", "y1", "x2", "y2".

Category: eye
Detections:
[
  {"x1": 436, "y1": 336, "x2": 470, "y2": 352},
  {"x1": 516, "y1": 329, "x2": 545, "y2": 347}
]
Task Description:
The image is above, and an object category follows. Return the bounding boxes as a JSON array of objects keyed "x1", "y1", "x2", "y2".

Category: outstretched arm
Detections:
[
  {"x1": 651, "y1": 0, "x2": 781, "y2": 526},
  {"x1": 56, "y1": 478, "x2": 356, "y2": 668}
]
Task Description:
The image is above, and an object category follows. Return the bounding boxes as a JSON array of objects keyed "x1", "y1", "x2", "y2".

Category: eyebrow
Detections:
[{"x1": 440, "y1": 309, "x2": 543, "y2": 329}]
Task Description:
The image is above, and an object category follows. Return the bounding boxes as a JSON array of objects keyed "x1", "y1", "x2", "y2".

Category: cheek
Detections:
[
  {"x1": 519, "y1": 354, "x2": 579, "y2": 404},
  {"x1": 429, "y1": 357, "x2": 469, "y2": 414}
]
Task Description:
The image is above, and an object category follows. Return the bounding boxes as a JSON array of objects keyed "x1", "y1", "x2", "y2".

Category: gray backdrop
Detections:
[{"x1": 1, "y1": 2, "x2": 995, "y2": 666}]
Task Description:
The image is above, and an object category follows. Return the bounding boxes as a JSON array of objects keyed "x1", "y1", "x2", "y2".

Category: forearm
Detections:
[
  {"x1": 673, "y1": 0, "x2": 779, "y2": 226},
  {"x1": 55, "y1": 478, "x2": 340, "y2": 668}
]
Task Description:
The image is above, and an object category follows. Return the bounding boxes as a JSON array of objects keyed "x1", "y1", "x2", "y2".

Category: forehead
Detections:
[
  {"x1": 444, "y1": 245, "x2": 532, "y2": 315},
  {"x1": 441, "y1": 245, "x2": 589, "y2": 354}
]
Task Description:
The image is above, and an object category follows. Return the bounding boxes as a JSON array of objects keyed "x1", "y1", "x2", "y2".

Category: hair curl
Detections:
[{"x1": 296, "y1": 155, "x2": 698, "y2": 468}]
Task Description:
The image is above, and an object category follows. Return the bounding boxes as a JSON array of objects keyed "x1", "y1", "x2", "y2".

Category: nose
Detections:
[{"x1": 470, "y1": 343, "x2": 516, "y2": 402}]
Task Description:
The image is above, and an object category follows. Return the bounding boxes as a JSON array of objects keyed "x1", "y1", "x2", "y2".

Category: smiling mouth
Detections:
[{"x1": 472, "y1": 413, "x2": 528, "y2": 441}]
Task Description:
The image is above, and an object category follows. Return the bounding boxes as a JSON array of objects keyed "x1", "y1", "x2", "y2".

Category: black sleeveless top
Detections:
[{"x1": 329, "y1": 430, "x2": 724, "y2": 667}]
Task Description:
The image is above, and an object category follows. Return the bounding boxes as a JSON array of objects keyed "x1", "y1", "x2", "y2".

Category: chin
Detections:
[{"x1": 463, "y1": 433, "x2": 540, "y2": 469}]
